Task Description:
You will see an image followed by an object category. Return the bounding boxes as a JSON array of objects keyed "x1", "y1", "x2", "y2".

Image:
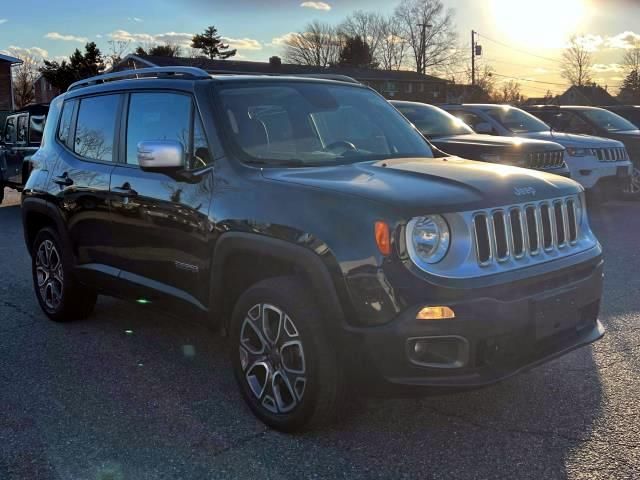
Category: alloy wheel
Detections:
[
  {"x1": 239, "y1": 304, "x2": 307, "y2": 414},
  {"x1": 35, "y1": 239, "x2": 64, "y2": 311}
]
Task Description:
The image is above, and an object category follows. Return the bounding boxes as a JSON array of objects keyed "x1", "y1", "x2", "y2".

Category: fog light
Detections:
[
  {"x1": 407, "y1": 336, "x2": 469, "y2": 368},
  {"x1": 416, "y1": 306, "x2": 455, "y2": 320}
]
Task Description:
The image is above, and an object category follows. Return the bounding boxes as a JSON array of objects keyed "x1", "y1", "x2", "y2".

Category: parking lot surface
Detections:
[{"x1": 0, "y1": 197, "x2": 639, "y2": 480}]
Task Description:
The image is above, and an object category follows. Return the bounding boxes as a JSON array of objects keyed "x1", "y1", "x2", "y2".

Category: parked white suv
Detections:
[{"x1": 442, "y1": 104, "x2": 633, "y2": 194}]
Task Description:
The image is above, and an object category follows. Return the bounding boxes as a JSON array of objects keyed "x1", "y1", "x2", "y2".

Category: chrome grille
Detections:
[
  {"x1": 526, "y1": 150, "x2": 565, "y2": 170},
  {"x1": 473, "y1": 197, "x2": 580, "y2": 267},
  {"x1": 593, "y1": 147, "x2": 628, "y2": 162}
]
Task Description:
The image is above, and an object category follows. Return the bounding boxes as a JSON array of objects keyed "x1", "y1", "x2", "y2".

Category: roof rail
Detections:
[
  {"x1": 67, "y1": 66, "x2": 211, "y2": 92},
  {"x1": 293, "y1": 74, "x2": 360, "y2": 84}
]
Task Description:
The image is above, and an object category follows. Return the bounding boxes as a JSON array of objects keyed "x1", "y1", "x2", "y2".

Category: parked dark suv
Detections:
[
  {"x1": 0, "y1": 104, "x2": 48, "y2": 203},
  {"x1": 22, "y1": 67, "x2": 604, "y2": 431}
]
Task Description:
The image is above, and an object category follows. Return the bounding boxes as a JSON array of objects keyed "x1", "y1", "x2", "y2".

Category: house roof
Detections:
[
  {"x1": 559, "y1": 85, "x2": 618, "y2": 106},
  {"x1": 0, "y1": 53, "x2": 23, "y2": 65},
  {"x1": 117, "y1": 54, "x2": 448, "y2": 83}
]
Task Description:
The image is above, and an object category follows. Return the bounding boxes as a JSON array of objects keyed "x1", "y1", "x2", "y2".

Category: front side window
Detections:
[
  {"x1": 216, "y1": 82, "x2": 433, "y2": 166},
  {"x1": 17, "y1": 115, "x2": 28, "y2": 143},
  {"x1": 449, "y1": 111, "x2": 485, "y2": 131},
  {"x1": 29, "y1": 115, "x2": 46, "y2": 144},
  {"x1": 486, "y1": 106, "x2": 549, "y2": 134},
  {"x1": 4, "y1": 116, "x2": 16, "y2": 143},
  {"x1": 74, "y1": 95, "x2": 120, "y2": 161},
  {"x1": 397, "y1": 104, "x2": 474, "y2": 137},
  {"x1": 579, "y1": 108, "x2": 638, "y2": 133}
]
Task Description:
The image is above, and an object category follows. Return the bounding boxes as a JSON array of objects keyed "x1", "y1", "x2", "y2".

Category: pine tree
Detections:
[
  {"x1": 40, "y1": 42, "x2": 105, "y2": 91},
  {"x1": 619, "y1": 70, "x2": 640, "y2": 103},
  {"x1": 338, "y1": 35, "x2": 377, "y2": 68},
  {"x1": 191, "y1": 26, "x2": 237, "y2": 60}
]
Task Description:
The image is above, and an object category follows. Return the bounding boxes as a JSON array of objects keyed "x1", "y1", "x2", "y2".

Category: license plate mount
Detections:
[{"x1": 533, "y1": 289, "x2": 579, "y2": 340}]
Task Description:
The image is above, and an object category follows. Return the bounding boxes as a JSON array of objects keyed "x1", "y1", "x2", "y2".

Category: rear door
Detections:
[
  {"x1": 51, "y1": 94, "x2": 119, "y2": 282},
  {"x1": 108, "y1": 90, "x2": 214, "y2": 308}
]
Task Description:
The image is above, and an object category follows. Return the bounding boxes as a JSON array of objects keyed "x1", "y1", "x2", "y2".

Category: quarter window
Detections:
[
  {"x1": 74, "y1": 95, "x2": 120, "y2": 162},
  {"x1": 57, "y1": 100, "x2": 75, "y2": 148},
  {"x1": 4, "y1": 116, "x2": 16, "y2": 143}
]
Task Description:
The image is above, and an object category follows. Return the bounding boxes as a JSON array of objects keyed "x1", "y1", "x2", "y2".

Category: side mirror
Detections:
[
  {"x1": 475, "y1": 122, "x2": 494, "y2": 135},
  {"x1": 137, "y1": 140, "x2": 184, "y2": 170}
]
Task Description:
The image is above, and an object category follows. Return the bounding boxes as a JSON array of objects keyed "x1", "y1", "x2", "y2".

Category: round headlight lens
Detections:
[{"x1": 408, "y1": 215, "x2": 450, "y2": 265}]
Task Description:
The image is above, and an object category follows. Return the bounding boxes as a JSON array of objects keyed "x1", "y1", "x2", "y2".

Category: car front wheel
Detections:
[{"x1": 230, "y1": 276, "x2": 343, "y2": 432}]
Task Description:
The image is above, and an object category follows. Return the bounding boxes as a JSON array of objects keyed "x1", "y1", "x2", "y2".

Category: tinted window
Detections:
[
  {"x1": 449, "y1": 111, "x2": 485, "y2": 131},
  {"x1": 580, "y1": 108, "x2": 638, "y2": 133},
  {"x1": 17, "y1": 116, "x2": 28, "y2": 143},
  {"x1": 126, "y1": 93, "x2": 192, "y2": 166},
  {"x1": 395, "y1": 103, "x2": 474, "y2": 137},
  {"x1": 74, "y1": 95, "x2": 120, "y2": 162},
  {"x1": 217, "y1": 83, "x2": 433, "y2": 166},
  {"x1": 485, "y1": 106, "x2": 549, "y2": 134},
  {"x1": 58, "y1": 101, "x2": 75, "y2": 148},
  {"x1": 29, "y1": 115, "x2": 46, "y2": 144},
  {"x1": 4, "y1": 116, "x2": 16, "y2": 143}
]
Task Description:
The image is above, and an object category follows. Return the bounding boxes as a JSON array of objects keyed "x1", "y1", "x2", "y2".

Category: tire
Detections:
[
  {"x1": 230, "y1": 276, "x2": 344, "y2": 432},
  {"x1": 31, "y1": 227, "x2": 97, "y2": 322}
]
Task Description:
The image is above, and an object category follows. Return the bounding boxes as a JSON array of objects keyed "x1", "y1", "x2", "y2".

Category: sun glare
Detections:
[{"x1": 490, "y1": 0, "x2": 588, "y2": 49}]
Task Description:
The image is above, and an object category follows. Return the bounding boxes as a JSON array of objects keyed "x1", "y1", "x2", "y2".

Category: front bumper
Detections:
[
  {"x1": 345, "y1": 253, "x2": 604, "y2": 388},
  {"x1": 565, "y1": 156, "x2": 632, "y2": 190}
]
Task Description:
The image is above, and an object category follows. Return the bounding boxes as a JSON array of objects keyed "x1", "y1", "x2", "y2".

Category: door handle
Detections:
[
  {"x1": 53, "y1": 173, "x2": 73, "y2": 186},
  {"x1": 112, "y1": 183, "x2": 138, "y2": 197}
]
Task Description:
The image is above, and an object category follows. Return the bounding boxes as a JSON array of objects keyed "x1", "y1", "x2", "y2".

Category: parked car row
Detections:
[{"x1": 391, "y1": 101, "x2": 636, "y2": 200}]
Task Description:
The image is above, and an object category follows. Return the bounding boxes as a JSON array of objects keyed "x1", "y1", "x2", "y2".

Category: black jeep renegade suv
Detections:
[{"x1": 22, "y1": 67, "x2": 604, "y2": 432}]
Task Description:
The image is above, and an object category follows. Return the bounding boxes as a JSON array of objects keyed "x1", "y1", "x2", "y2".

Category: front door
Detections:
[{"x1": 109, "y1": 91, "x2": 214, "y2": 308}]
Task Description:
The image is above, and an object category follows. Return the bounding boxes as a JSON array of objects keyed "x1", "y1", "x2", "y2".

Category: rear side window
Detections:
[
  {"x1": 4, "y1": 116, "x2": 16, "y2": 143},
  {"x1": 74, "y1": 95, "x2": 120, "y2": 162},
  {"x1": 29, "y1": 115, "x2": 46, "y2": 144},
  {"x1": 17, "y1": 115, "x2": 28, "y2": 143},
  {"x1": 57, "y1": 100, "x2": 76, "y2": 148}
]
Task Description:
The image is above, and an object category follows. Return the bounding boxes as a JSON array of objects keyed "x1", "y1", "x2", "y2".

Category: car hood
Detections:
[
  {"x1": 262, "y1": 157, "x2": 581, "y2": 215},
  {"x1": 523, "y1": 131, "x2": 624, "y2": 148},
  {"x1": 432, "y1": 134, "x2": 562, "y2": 151}
]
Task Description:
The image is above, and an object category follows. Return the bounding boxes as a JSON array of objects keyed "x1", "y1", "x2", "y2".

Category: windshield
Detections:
[
  {"x1": 395, "y1": 103, "x2": 474, "y2": 137},
  {"x1": 216, "y1": 82, "x2": 433, "y2": 166},
  {"x1": 486, "y1": 106, "x2": 549, "y2": 134},
  {"x1": 580, "y1": 108, "x2": 638, "y2": 132}
]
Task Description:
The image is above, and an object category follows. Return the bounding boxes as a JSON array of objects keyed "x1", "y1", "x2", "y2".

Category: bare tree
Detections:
[
  {"x1": 283, "y1": 21, "x2": 342, "y2": 67},
  {"x1": 560, "y1": 36, "x2": 593, "y2": 87},
  {"x1": 623, "y1": 47, "x2": 640, "y2": 75},
  {"x1": 339, "y1": 11, "x2": 385, "y2": 62},
  {"x1": 106, "y1": 40, "x2": 131, "y2": 68},
  {"x1": 13, "y1": 53, "x2": 40, "y2": 109},
  {"x1": 394, "y1": 0, "x2": 458, "y2": 75},
  {"x1": 378, "y1": 16, "x2": 408, "y2": 70},
  {"x1": 493, "y1": 80, "x2": 524, "y2": 104}
]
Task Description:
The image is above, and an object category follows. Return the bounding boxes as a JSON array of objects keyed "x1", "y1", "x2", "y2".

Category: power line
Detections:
[
  {"x1": 492, "y1": 72, "x2": 569, "y2": 86},
  {"x1": 476, "y1": 33, "x2": 563, "y2": 64}
]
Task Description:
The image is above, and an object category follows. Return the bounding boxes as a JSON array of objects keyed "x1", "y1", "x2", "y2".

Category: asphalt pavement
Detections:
[{"x1": 1, "y1": 193, "x2": 639, "y2": 480}]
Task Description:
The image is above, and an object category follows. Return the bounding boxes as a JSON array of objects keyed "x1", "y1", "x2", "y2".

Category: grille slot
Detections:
[
  {"x1": 526, "y1": 151, "x2": 565, "y2": 170},
  {"x1": 473, "y1": 196, "x2": 581, "y2": 267}
]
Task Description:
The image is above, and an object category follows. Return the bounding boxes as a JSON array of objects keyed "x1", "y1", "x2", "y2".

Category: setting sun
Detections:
[{"x1": 490, "y1": 0, "x2": 589, "y2": 48}]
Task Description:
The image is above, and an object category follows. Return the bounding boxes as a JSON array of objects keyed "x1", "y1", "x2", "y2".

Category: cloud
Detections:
[
  {"x1": 222, "y1": 37, "x2": 262, "y2": 51},
  {"x1": 2, "y1": 45, "x2": 49, "y2": 60},
  {"x1": 300, "y1": 1, "x2": 331, "y2": 11},
  {"x1": 109, "y1": 30, "x2": 193, "y2": 48},
  {"x1": 606, "y1": 31, "x2": 640, "y2": 49},
  {"x1": 592, "y1": 63, "x2": 624, "y2": 73},
  {"x1": 45, "y1": 32, "x2": 88, "y2": 43},
  {"x1": 572, "y1": 34, "x2": 604, "y2": 52},
  {"x1": 128, "y1": 17, "x2": 143, "y2": 23},
  {"x1": 0, "y1": 19, "x2": 7, "y2": 25},
  {"x1": 269, "y1": 32, "x2": 297, "y2": 47}
]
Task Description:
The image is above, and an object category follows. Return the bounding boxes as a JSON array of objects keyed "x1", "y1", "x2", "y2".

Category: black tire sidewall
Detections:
[{"x1": 230, "y1": 277, "x2": 336, "y2": 432}]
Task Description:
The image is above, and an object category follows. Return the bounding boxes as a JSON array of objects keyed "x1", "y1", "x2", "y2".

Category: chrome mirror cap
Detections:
[{"x1": 137, "y1": 140, "x2": 184, "y2": 169}]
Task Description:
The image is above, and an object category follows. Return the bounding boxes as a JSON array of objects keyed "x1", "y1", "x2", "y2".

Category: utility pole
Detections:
[
  {"x1": 417, "y1": 22, "x2": 433, "y2": 75},
  {"x1": 471, "y1": 30, "x2": 476, "y2": 86}
]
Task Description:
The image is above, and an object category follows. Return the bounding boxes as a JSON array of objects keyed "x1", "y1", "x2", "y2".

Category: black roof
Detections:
[
  {"x1": 126, "y1": 55, "x2": 448, "y2": 83},
  {"x1": 9, "y1": 104, "x2": 49, "y2": 116}
]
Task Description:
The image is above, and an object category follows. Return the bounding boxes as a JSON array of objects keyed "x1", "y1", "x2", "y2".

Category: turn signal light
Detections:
[
  {"x1": 416, "y1": 306, "x2": 456, "y2": 320},
  {"x1": 375, "y1": 221, "x2": 391, "y2": 256}
]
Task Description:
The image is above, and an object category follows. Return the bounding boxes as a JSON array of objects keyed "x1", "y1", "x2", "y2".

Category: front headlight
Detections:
[
  {"x1": 566, "y1": 147, "x2": 590, "y2": 157},
  {"x1": 407, "y1": 215, "x2": 450, "y2": 266}
]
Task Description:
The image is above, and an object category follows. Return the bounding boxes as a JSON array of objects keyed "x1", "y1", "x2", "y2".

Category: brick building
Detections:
[
  {"x1": 33, "y1": 74, "x2": 61, "y2": 104},
  {"x1": 113, "y1": 54, "x2": 451, "y2": 103},
  {"x1": 0, "y1": 53, "x2": 23, "y2": 113}
]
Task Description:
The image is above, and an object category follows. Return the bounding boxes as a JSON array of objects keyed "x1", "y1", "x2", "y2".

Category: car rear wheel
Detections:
[
  {"x1": 230, "y1": 276, "x2": 344, "y2": 432},
  {"x1": 32, "y1": 228, "x2": 97, "y2": 322}
]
